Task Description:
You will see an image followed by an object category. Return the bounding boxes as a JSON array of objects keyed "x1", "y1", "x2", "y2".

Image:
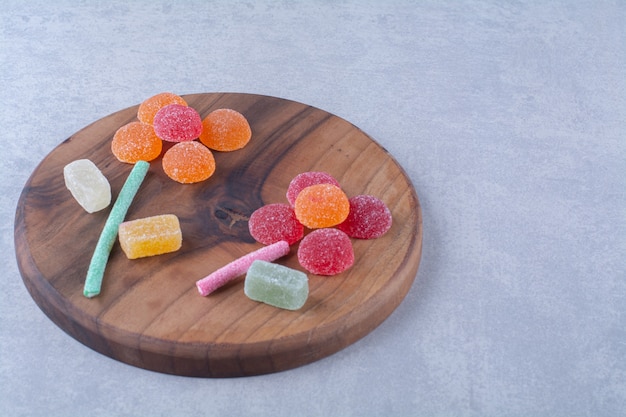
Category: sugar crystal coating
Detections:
[
  {"x1": 244, "y1": 260, "x2": 309, "y2": 310},
  {"x1": 118, "y1": 214, "x2": 182, "y2": 259},
  {"x1": 249, "y1": 203, "x2": 304, "y2": 245},
  {"x1": 112, "y1": 121, "x2": 162, "y2": 163},
  {"x1": 294, "y1": 183, "x2": 350, "y2": 229},
  {"x1": 196, "y1": 241, "x2": 290, "y2": 296},
  {"x1": 153, "y1": 104, "x2": 203, "y2": 142},
  {"x1": 162, "y1": 141, "x2": 216, "y2": 184},
  {"x1": 199, "y1": 108, "x2": 252, "y2": 151},
  {"x1": 286, "y1": 171, "x2": 340, "y2": 207},
  {"x1": 337, "y1": 195, "x2": 392, "y2": 239},
  {"x1": 297, "y1": 228, "x2": 354, "y2": 276},
  {"x1": 63, "y1": 159, "x2": 111, "y2": 213},
  {"x1": 137, "y1": 92, "x2": 187, "y2": 125}
]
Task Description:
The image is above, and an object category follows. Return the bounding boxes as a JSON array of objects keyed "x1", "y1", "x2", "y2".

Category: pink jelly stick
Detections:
[{"x1": 196, "y1": 240, "x2": 290, "y2": 296}]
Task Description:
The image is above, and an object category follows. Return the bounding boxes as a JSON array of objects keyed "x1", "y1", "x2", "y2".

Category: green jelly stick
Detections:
[{"x1": 83, "y1": 161, "x2": 150, "y2": 298}]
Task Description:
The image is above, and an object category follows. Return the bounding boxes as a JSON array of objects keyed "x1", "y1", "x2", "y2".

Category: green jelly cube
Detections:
[{"x1": 244, "y1": 260, "x2": 309, "y2": 310}]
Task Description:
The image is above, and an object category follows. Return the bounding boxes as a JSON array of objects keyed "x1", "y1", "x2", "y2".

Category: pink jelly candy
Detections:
[
  {"x1": 297, "y1": 228, "x2": 354, "y2": 276},
  {"x1": 337, "y1": 195, "x2": 392, "y2": 239},
  {"x1": 153, "y1": 104, "x2": 203, "y2": 142},
  {"x1": 286, "y1": 171, "x2": 341, "y2": 207},
  {"x1": 249, "y1": 203, "x2": 304, "y2": 245}
]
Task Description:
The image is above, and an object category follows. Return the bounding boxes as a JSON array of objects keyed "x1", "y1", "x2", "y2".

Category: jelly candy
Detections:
[
  {"x1": 137, "y1": 92, "x2": 187, "y2": 125},
  {"x1": 286, "y1": 171, "x2": 340, "y2": 207},
  {"x1": 196, "y1": 241, "x2": 290, "y2": 296},
  {"x1": 199, "y1": 108, "x2": 251, "y2": 151},
  {"x1": 84, "y1": 161, "x2": 150, "y2": 298},
  {"x1": 244, "y1": 260, "x2": 309, "y2": 310},
  {"x1": 297, "y1": 228, "x2": 354, "y2": 276},
  {"x1": 162, "y1": 141, "x2": 216, "y2": 184},
  {"x1": 293, "y1": 183, "x2": 350, "y2": 229},
  {"x1": 153, "y1": 104, "x2": 203, "y2": 142},
  {"x1": 337, "y1": 195, "x2": 392, "y2": 239},
  {"x1": 118, "y1": 214, "x2": 182, "y2": 259},
  {"x1": 63, "y1": 159, "x2": 111, "y2": 213},
  {"x1": 111, "y1": 121, "x2": 162, "y2": 163},
  {"x1": 248, "y1": 203, "x2": 304, "y2": 245}
]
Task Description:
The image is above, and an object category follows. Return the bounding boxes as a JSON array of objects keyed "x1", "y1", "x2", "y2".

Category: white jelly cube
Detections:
[{"x1": 63, "y1": 159, "x2": 111, "y2": 213}]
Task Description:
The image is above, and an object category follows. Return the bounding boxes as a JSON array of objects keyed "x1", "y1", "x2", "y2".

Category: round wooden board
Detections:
[{"x1": 14, "y1": 93, "x2": 422, "y2": 377}]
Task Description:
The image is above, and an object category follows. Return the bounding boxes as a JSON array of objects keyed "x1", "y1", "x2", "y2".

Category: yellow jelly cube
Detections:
[{"x1": 118, "y1": 214, "x2": 182, "y2": 259}]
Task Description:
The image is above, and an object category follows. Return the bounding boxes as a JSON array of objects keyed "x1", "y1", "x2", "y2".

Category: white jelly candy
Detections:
[{"x1": 63, "y1": 159, "x2": 111, "y2": 213}]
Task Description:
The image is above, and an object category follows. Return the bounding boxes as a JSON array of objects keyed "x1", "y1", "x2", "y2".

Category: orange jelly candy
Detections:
[
  {"x1": 294, "y1": 184, "x2": 350, "y2": 229},
  {"x1": 137, "y1": 92, "x2": 187, "y2": 125},
  {"x1": 162, "y1": 141, "x2": 215, "y2": 184},
  {"x1": 111, "y1": 121, "x2": 162, "y2": 163},
  {"x1": 199, "y1": 108, "x2": 252, "y2": 151}
]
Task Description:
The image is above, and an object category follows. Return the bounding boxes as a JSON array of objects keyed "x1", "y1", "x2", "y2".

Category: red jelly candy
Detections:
[
  {"x1": 249, "y1": 203, "x2": 304, "y2": 245},
  {"x1": 286, "y1": 171, "x2": 340, "y2": 207},
  {"x1": 337, "y1": 195, "x2": 392, "y2": 239},
  {"x1": 297, "y1": 228, "x2": 354, "y2": 276},
  {"x1": 153, "y1": 104, "x2": 203, "y2": 142}
]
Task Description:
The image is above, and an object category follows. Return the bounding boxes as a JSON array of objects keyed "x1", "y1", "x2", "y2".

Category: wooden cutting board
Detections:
[{"x1": 14, "y1": 93, "x2": 422, "y2": 377}]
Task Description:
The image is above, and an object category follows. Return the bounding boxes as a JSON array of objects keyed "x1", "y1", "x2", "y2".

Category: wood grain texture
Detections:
[{"x1": 14, "y1": 93, "x2": 422, "y2": 377}]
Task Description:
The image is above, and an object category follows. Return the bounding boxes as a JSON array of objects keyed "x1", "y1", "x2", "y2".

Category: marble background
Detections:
[{"x1": 1, "y1": 1, "x2": 624, "y2": 416}]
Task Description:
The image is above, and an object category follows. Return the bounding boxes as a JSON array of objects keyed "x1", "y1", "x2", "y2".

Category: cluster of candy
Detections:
[
  {"x1": 65, "y1": 159, "x2": 185, "y2": 297},
  {"x1": 64, "y1": 159, "x2": 186, "y2": 298},
  {"x1": 64, "y1": 93, "x2": 253, "y2": 298},
  {"x1": 73, "y1": 92, "x2": 254, "y2": 297},
  {"x1": 250, "y1": 171, "x2": 393, "y2": 275},
  {"x1": 112, "y1": 92, "x2": 251, "y2": 183},
  {"x1": 64, "y1": 95, "x2": 392, "y2": 311},
  {"x1": 194, "y1": 171, "x2": 393, "y2": 310}
]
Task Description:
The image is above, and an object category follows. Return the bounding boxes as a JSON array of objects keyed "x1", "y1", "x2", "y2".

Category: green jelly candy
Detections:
[{"x1": 244, "y1": 260, "x2": 308, "y2": 310}]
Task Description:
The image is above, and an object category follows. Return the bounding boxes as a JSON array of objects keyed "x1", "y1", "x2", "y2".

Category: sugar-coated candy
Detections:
[
  {"x1": 244, "y1": 260, "x2": 309, "y2": 310},
  {"x1": 84, "y1": 161, "x2": 150, "y2": 298},
  {"x1": 111, "y1": 121, "x2": 162, "y2": 163},
  {"x1": 297, "y1": 228, "x2": 354, "y2": 276},
  {"x1": 162, "y1": 141, "x2": 216, "y2": 184},
  {"x1": 118, "y1": 214, "x2": 182, "y2": 259},
  {"x1": 337, "y1": 195, "x2": 392, "y2": 239},
  {"x1": 248, "y1": 203, "x2": 304, "y2": 245},
  {"x1": 199, "y1": 108, "x2": 251, "y2": 151},
  {"x1": 286, "y1": 171, "x2": 340, "y2": 207},
  {"x1": 137, "y1": 92, "x2": 187, "y2": 125},
  {"x1": 196, "y1": 240, "x2": 290, "y2": 296},
  {"x1": 153, "y1": 104, "x2": 203, "y2": 142},
  {"x1": 63, "y1": 159, "x2": 111, "y2": 213},
  {"x1": 294, "y1": 183, "x2": 350, "y2": 229}
]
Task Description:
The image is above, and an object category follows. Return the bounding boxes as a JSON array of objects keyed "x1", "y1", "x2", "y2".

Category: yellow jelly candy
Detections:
[{"x1": 118, "y1": 214, "x2": 182, "y2": 259}]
